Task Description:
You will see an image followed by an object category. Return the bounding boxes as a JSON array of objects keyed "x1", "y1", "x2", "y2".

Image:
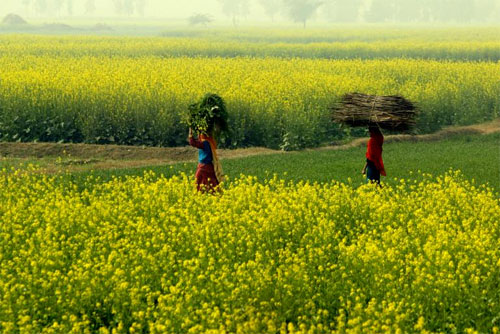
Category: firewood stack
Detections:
[{"x1": 332, "y1": 93, "x2": 417, "y2": 132}]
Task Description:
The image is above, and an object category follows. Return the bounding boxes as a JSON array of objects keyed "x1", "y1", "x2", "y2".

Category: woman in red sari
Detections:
[
  {"x1": 188, "y1": 128, "x2": 224, "y2": 193},
  {"x1": 362, "y1": 125, "x2": 386, "y2": 185}
]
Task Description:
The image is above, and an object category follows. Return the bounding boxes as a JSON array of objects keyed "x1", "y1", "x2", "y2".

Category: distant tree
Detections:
[
  {"x1": 123, "y1": 0, "x2": 135, "y2": 16},
  {"x1": 189, "y1": 13, "x2": 213, "y2": 26},
  {"x1": 34, "y1": 0, "x2": 48, "y2": 15},
  {"x1": 22, "y1": 0, "x2": 33, "y2": 15},
  {"x1": 22, "y1": 0, "x2": 32, "y2": 8},
  {"x1": 112, "y1": 0, "x2": 147, "y2": 16},
  {"x1": 322, "y1": 0, "x2": 363, "y2": 22},
  {"x1": 418, "y1": 0, "x2": 434, "y2": 21},
  {"x1": 53, "y1": 0, "x2": 65, "y2": 15},
  {"x1": 135, "y1": 0, "x2": 147, "y2": 16},
  {"x1": 283, "y1": 0, "x2": 323, "y2": 28},
  {"x1": 452, "y1": 0, "x2": 477, "y2": 22},
  {"x1": 85, "y1": 0, "x2": 96, "y2": 15},
  {"x1": 365, "y1": 0, "x2": 396, "y2": 22},
  {"x1": 395, "y1": 0, "x2": 424, "y2": 22},
  {"x1": 217, "y1": 0, "x2": 250, "y2": 26},
  {"x1": 66, "y1": 0, "x2": 73, "y2": 15},
  {"x1": 324, "y1": 0, "x2": 498, "y2": 23},
  {"x1": 494, "y1": 0, "x2": 500, "y2": 21},
  {"x1": 258, "y1": 0, "x2": 282, "y2": 21},
  {"x1": 472, "y1": 0, "x2": 494, "y2": 20},
  {"x1": 113, "y1": 0, "x2": 124, "y2": 15},
  {"x1": 432, "y1": 0, "x2": 455, "y2": 21},
  {"x1": 429, "y1": 0, "x2": 475, "y2": 22}
]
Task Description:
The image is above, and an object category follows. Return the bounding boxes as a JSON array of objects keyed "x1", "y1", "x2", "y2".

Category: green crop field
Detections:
[{"x1": 52, "y1": 131, "x2": 497, "y2": 192}]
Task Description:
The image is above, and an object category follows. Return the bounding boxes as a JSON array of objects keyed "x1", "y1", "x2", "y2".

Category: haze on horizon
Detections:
[{"x1": 0, "y1": 0, "x2": 499, "y2": 25}]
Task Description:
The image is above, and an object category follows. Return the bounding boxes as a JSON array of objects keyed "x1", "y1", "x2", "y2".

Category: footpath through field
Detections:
[{"x1": 0, "y1": 119, "x2": 498, "y2": 173}]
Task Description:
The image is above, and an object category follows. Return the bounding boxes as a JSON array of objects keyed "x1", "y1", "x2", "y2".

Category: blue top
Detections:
[{"x1": 198, "y1": 141, "x2": 213, "y2": 164}]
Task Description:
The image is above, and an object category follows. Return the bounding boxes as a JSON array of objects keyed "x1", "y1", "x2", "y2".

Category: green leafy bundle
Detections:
[{"x1": 188, "y1": 93, "x2": 228, "y2": 136}]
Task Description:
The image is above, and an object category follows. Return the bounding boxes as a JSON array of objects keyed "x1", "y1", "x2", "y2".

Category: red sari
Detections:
[
  {"x1": 194, "y1": 163, "x2": 218, "y2": 192},
  {"x1": 189, "y1": 135, "x2": 222, "y2": 192},
  {"x1": 366, "y1": 132, "x2": 387, "y2": 176}
]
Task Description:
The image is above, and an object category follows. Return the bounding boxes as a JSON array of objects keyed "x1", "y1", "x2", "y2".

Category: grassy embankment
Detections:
[
  {"x1": 2, "y1": 131, "x2": 498, "y2": 191},
  {"x1": 90, "y1": 132, "x2": 500, "y2": 191}
]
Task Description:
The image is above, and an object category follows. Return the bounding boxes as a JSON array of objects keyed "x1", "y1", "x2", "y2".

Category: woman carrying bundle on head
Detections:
[
  {"x1": 362, "y1": 125, "x2": 386, "y2": 185},
  {"x1": 187, "y1": 93, "x2": 227, "y2": 193},
  {"x1": 188, "y1": 127, "x2": 224, "y2": 193},
  {"x1": 333, "y1": 92, "x2": 416, "y2": 185}
]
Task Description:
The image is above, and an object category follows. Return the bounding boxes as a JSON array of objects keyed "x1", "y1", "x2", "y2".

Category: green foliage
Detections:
[
  {"x1": 188, "y1": 13, "x2": 213, "y2": 26},
  {"x1": 283, "y1": 0, "x2": 323, "y2": 28},
  {"x1": 187, "y1": 93, "x2": 228, "y2": 137}
]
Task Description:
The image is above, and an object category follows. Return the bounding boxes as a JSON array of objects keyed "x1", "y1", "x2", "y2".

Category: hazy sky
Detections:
[
  {"x1": 0, "y1": 0, "x2": 268, "y2": 20},
  {"x1": 0, "y1": 0, "x2": 499, "y2": 23}
]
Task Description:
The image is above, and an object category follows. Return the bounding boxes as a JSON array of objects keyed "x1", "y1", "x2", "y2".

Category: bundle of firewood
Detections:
[{"x1": 332, "y1": 93, "x2": 416, "y2": 131}]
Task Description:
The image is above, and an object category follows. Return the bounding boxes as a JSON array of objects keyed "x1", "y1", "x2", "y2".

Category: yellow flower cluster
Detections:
[{"x1": 1, "y1": 169, "x2": 499, "y2": 333}]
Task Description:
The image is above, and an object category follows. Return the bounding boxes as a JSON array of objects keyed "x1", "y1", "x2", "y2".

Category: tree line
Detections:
[
  {"x1": 255, "y1": 0, "x2": 500, "y2": 26},
  {"x1": 14, "y1": 0, "x2": 500, "y2": 25},
  {"x1": 19, "y1": 0, "x2": 146, "y2": 16}
]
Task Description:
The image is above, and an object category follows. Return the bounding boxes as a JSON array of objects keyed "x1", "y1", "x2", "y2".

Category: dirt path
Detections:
[
  {"x1": 316, "y1": 119, "x2": 500, "y2": 151},
  {"x1": 0, "y1": 119, "x2": 498, "y2": 172}
]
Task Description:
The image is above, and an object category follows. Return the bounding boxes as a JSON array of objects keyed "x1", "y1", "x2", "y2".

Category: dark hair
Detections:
[{"x1": 369, "y1": 125, "x2": 382, "y2": 135}]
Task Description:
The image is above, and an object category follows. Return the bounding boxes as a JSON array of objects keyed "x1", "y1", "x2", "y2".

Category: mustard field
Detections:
[
  {"x1": 0, "y1": 169, "x2": 499, "y2": 333},
  {"x1": 1, "y1": 28, "x2": 499, "y2": 333},
  {"x1": 0, "y1": 35, "x2": 498, "y2": 149},
  {"x1": 1, "y1": 34, "x2": 500, "y2": 61}
]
